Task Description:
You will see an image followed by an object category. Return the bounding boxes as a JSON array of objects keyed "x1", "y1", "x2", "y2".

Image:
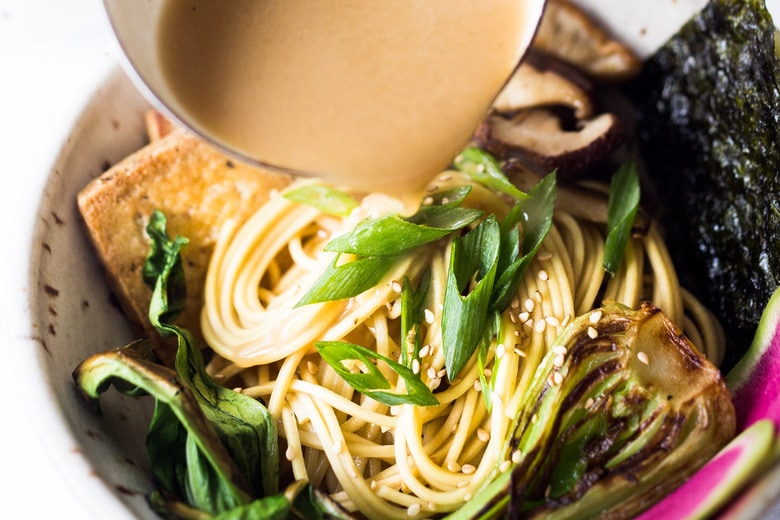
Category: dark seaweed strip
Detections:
[{"x1": 627, "y1": 0, "x2": 780, "y2": 367}]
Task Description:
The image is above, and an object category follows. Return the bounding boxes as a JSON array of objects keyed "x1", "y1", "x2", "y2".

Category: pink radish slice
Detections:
[
  {"x1": 726, "y1": 287, "x2": 780, "y2": 431},
  {"x1": 635, "y1": 420, "x2": 775, "y2": 520}
]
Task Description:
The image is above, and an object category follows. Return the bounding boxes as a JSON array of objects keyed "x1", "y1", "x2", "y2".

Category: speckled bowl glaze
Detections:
[{"x1": 21, "y1": 0, "x2": 780, "y2": 518}]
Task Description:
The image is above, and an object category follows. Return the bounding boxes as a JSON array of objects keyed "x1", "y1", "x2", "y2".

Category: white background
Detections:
[
  {"x1": 0, "y1": 0, "x2": 116, "y2": 516},
  {"x1": 1, "y1": 0, "x2": 779, "y2": 518}
]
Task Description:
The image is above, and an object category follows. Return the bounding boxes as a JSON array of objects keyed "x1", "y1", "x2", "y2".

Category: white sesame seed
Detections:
[
  {"x1": 474, "y1": 380, "x2": 482, "y2": 392},
  {"x1": 483, "y1": 369, "x2": 493, "y2": 378},
  {"x1": 509, "y1": 311, "x2": 518, "y2": 324},
  {"x1": 457, "y1": 479, "x2": 470, "y2": 488},
  {"x1": 307, "y1": 360, "x2": 319, "y2": 375},
  {"x1": 587, "y1": 326, "x2": 598, "y2": 339},
  {"x1": 553, "y1": 372, "x2": 564, "y2": 385},
  {"x1": 233, "y1": 387, "x2": 243, "y2": 393},
  {"x1": 430, "y1": 378, "x2": 441, "y2": 390},
  {"x1": 424, "y1": 308, "x2": 435, "y2": 324},
  {"x1": 511, "y1": 450, "x2": 523, "y2": 464},
  {"x1": 477, "y1": 428, "x2": 490, "y2": 443},
  {"x1": 538, "y1": 270, "x2": 549, "y2": 281},
  {"x1": 285, "y1": 446, "x2": 296, "y2": 461},
  {"x1": 637, "y1": 351, "x2": 650, "y2": 365},
  {"x1": 531, "y1": 413, "x2": 538, "y2": 423},
  {"x1": 448, "y1": 461, "x2": 461, "y2": 472},
  {"x1": 514, "y1": 347, "x2": 527, "y2": 358},
  {"x1": 511, "y1": 295, "x2": 520, "y2": 309},
  {"x1": 412, "y1": 359, "x2": 421, "y2": 374},
  {"x1": 500, "y1": 460, "x2": 512, "y2": 473},
  {"x1": 438, "y1": 173, "x2": 452, "y2": 182},
  {"x1": 524, "y1": 298, "x2": 535, "y2": 313},
  {"x1": 419, "y1": 345, "x2": 431, "y2": 358},
  {"x1": 462, "y1": 464, "x2": 476, "y2": 475},
  {"x1": 422, "y1": 196, "x2": 434, "y2": 206},
  {"x1": 590, "y1": 310, "x2": 603, "y2": 324},
  {"x1": 553, "y1": 354, "x2": 565, "y2": 368},
  {"x1": 537, "y1": 252, "x2": 553, "y2": 261},
  {"x1": 441, "y1": 197, "x2": 450, "y2": 204},
  {"x1": 545, "y1": 315, "x2": 560, "y2": 327},
  {"x1": 438, "y1": 368, "x2": 447, "y2": 378},
  {"x1": 407, "y1": 503, "x2": 422, "y2": 517},
  {"x1": 525, "y1": 318, "x2": 535, "y2": 329},
  {"x1": 534, "y1": 290, "x2": 543, "y2": 303},
  {"x1": 496, "y1": 343, "x2": 506, "y2": 359},
  {"x1": 518, "y1": 311, "x2": 530, "y2": 322},
  {"x1": 464, "y1": 492, "x2": 473, "y2": 501},
  {"x1": 534, "y1": 319, "x2": 547, "y2": 333},
  {"x1": 391, "y1": 280, "x2": 403, "y2": 293},
  {"x1": 427, "y1": 366, "x2": 437, "y2": 379},
  {"x1": 552, "y1": 345, "x2": 567, "y2": 356},
  {"x1": 585, "y1": 397, "x2": 595, "y2": 409}
]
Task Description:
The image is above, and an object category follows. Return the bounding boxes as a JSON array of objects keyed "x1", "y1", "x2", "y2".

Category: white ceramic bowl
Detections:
[{"x1": 13, "y1": 0, "x2": 780, "y2": 518}]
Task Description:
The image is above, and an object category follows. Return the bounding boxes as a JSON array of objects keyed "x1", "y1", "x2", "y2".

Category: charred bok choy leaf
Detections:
[
  {"x1": 451, "y1": 303, "x2": 735, "y2": 519},
  {"x1": 74, "y1": 210, "x2": 346, "y2": 519}
]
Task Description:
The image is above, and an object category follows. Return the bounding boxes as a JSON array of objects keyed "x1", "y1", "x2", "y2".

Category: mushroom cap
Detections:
[{"x1": 475, "y1": 109, "x2": 626, "y2": 180}]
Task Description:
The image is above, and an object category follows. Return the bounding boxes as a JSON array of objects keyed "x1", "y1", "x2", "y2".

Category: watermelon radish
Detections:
[
  {"x1": 634, "y1": 420, "x2": 776, "y2": 520},
  {"x1": 726, "y1": 287, "x2": 780, "y2": 431}
]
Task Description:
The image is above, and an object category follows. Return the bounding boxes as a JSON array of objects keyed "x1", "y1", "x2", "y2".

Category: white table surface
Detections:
[
  {"x1": 0, "y1": 0, "x2": 115, "y2": 517},
  {"x1": 2, "y1": 1, "x2": 780, "y2": 519}
]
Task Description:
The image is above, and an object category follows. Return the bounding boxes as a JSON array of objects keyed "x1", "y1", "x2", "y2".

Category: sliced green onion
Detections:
[
  {"x1": 604, "y1": 162, "x2": 641, "y2": 277},
  {"x1": 442, "y1": 216, "x2": 501, "y2": 379},
  {"x1": 453, "y1": 147, "x2": 527, "y2": 201},
  {"x1": 283, "y1": 184, "x2": 358, "y2": 216},
  {"x1": 295, "y1": 254, "x2": 399, "y2": 306},
  {"x1": 316, "y1": 341, "x2": 438, "y2": 407},
  {"x1": 491, "y1": 172, "x2": 557, "y2": 311}
]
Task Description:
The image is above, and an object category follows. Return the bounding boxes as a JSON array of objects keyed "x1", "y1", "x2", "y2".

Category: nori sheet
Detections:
[{"x1": 627, "y1": 0, "x2": 780, "y2": 369}]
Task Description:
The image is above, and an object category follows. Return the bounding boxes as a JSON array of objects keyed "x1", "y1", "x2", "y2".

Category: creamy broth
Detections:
[{"x1": 158, "y1": 0, "x2": 535, "y2": 200}]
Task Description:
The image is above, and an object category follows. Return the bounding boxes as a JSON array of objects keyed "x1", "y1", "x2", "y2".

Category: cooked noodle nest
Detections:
[{"x1": 200, "y1": 173, "x2": 724, "y2": 519}]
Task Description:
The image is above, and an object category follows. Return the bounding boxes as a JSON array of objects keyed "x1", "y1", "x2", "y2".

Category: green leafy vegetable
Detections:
[
  {"x1": 316, "y1": 341, "x2": 439, "y2": 407},
  {"x1": 442, "y1": 216, "x2": 502, "y2": 379},
  {"x1": 454, "y1": 146, "x2": 528, "y2": 201},
  {"x1": 491, "y1": 172, "x2": 557, "y2": 311},
  {"x1": 283, "y1": 184, "x2": 358, "y2": 216},
  {"x1": 324, "y1": 207, "x2": 480, "y2": 257},
  {"x1": 400, "y1": 270, "x2": 431, "y2": 366},
  {"x1": 295, "y1": 185, "x2": 481, "y2": 307},
  {"x1": 295, "y1": 254, "x2": 399, "y2": 306},
  {"x1": 74, "y1": 211, "x2": 350, "y2": 519},
  {"x1": 603, "y1": 162, "x2": 640, "y2": 277}
]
